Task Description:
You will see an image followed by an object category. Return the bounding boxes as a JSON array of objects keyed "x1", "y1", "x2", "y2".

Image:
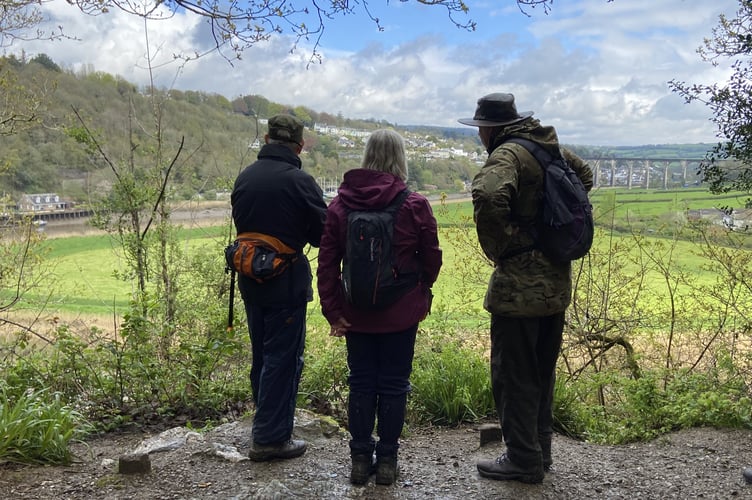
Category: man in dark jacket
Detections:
[
  {"x1": 231, "y1": 114, "x2": 328, "y2": 461},
  {"x1": 458, "y1": 93, "x2": 593, "y2": 484}
]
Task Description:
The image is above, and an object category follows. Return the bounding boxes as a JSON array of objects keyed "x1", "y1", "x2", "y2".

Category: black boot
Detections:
[
  {"x1": 350, "y1": 453, "x2": 376, "y2": 485},
  {"x1": 348, "y1": 391, "x2": 377, "y2": 484},
  {"x1": 375, "y1": 455, "x2": 398, "y2": 485},
  {"x1": 374, "y1": 393, "x2": 407, "y2": 486},
  {"x1": 348, "y1": 391, "x2": 377, "y2": 452}
]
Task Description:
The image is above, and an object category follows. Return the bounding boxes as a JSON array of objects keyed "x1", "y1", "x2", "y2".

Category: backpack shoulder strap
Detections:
[
  {"x1": 344, "y1": 189, "x2": 410, "y2": 216},
  {"x1": 497, "y1": 139, "x2": 548, "y2": 260},
  {"x1": 504, "y1": 137, "x2": 555, "y2": 169},
  {"x1": 384, "y1": 188, "x2": 410, "y2": 215}
]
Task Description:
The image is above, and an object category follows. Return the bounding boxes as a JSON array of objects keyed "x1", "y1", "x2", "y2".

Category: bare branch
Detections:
[
  {"x1": 1, "y1": 0, "x2": 70, "y2": 47},
  {"x1": 61, "y1": 0, "x2": 476, "y2": 62}
]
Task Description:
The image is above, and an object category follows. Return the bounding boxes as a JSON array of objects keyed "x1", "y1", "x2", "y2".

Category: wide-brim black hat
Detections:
[{"x1": 458, "y1": 92, "x2": 534, "y2": 127}]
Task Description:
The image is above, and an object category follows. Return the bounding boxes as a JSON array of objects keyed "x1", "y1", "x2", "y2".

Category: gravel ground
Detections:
[{"x1": 1, "y1": 409, "x2": 751, "y2": 500}]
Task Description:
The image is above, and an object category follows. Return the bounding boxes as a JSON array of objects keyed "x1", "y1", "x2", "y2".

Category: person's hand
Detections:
[
  {"x1": 329, "y1": 317, "x2": 352, "y2": 337},
  {"x1": 420, "y1": 290, "x2": 434, "y2": 321}
]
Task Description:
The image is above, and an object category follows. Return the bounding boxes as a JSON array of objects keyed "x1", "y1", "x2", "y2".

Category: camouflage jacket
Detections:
[{"x1": 471, "y1": 118, "x2": 593, "y2": 317}]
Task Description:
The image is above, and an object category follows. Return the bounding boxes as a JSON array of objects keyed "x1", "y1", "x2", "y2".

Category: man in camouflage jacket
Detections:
[{"x1": 459, "y1": 93, "x2": 593, "y2": 484}]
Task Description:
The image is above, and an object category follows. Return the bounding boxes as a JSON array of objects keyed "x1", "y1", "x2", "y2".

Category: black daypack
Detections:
[
  {"x1": 505, "y1": 138, "x2": 594, "y2": 263},
  {"x1": 342, "y1": 189, "x2": 418, "y2": 309}
]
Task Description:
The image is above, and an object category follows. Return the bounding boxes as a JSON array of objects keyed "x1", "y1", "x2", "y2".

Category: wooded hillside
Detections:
[{"x1": 0, "y1": 54, "x2": 714, "y2": 204}]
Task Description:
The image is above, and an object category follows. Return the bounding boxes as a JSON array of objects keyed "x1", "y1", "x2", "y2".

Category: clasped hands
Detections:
[{"x1": 329, "y1": 317, "x2": 351, "y2": 337}]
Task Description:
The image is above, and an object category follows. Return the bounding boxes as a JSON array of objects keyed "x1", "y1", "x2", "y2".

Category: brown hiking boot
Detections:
[
  {"x1": 477, "y1": 453, "x2": 544, "y2": 484},
  {"x1": 248, "y1": 439, "x2": 307, "y2": 462}
]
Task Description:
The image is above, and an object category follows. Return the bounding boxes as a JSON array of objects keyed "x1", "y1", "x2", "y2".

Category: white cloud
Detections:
[{"x1": 5, "y1": 0, "x2": 740, "y2": 146}]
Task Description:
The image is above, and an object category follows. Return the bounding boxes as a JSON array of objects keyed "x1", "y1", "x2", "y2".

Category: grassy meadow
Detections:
[{"x1": 20, "y1": 187, "x2": 749, "y2": 325}]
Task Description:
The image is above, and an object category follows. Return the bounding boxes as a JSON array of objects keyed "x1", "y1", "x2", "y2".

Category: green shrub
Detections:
[
  {"x1": 563, "y1": 367, "x2": 752, "y2": 445},
  {"x1": 663, "y1": 367, "x2": 752, "y2": 429},
  {"x1": 0, "y1": 388, "x2": 91, "y2": 465},
  {"x1": 552, "y1": 376, "x2": 588, "y2": 439},
  {"x1": 411, "y1": 339, "x2": 494, "y2": 425},
  {"x1": 4, "y1": 196, "x2": 752, "y2": 445},
  {"x1": 299, "y1": 327, "x2": 349, "y2": 420}
]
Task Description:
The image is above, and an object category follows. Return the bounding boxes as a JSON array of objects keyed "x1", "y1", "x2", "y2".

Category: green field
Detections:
[
  {"x1": 14, "y1": 187, "x2": 750, "y2": 319},
  {"x1": 590, "y1": 187, "x2": 748, "y2": 219}
]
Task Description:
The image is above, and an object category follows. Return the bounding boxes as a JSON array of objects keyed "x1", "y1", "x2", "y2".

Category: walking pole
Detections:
[{"x1": 227, "y1": 267, "x2": 235, "y2": 332}]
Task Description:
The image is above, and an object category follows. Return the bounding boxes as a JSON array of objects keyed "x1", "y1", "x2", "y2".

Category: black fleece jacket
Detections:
[{"x1": 231, "y1": 143, "x2": 327, "y2": 306}]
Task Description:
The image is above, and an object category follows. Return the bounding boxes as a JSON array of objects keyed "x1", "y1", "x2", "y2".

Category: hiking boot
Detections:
[
  {"x1": 350, "y1": 454, "x2": 376, "y2": 485},
  {"x1": 248, "y1": 439, "x2": 307, "y2": 462},
  {"x1": 477, "y1": 453, "x2": 544, "y2": 484},
  {"x1": 375, "y1": 458, "x2": 398, "y2": 485}
]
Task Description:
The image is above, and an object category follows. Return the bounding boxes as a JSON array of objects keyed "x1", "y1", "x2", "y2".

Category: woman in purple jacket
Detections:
[{"x1": 317, "y1": 129, "x2": 443, "y2": 486}]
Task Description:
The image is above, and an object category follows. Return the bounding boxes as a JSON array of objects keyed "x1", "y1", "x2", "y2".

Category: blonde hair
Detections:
[{"x1": 361, "y1": 129, "x2": 408, "y2": 181}]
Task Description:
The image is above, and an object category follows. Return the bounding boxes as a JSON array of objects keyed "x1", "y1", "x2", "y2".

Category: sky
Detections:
[{"x1": 5, "y1": 0, "x2": 742, "y2": 146}]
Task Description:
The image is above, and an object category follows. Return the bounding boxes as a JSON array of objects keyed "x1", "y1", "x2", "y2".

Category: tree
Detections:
[
  {"x1": 30, "y1": 53, "x2": 60, "y2": 72},
  {"x1": 0, "y1": 56, "x2": 55, "y2": 137},
  {"x1": 293, "y1": 106, "x2": 313, "y2": 127},
  {"x1": 669, "y1": 0, "x2": 752, "y2": 206},
  {"x1": 5, "y1": 0, "x2": 591, "y2": 64},
  {"x1": 5, "y1": 0, "x2": 583, "y2": 55},
  {"x1": 55, "y1": 0, "x2": 473, "y2": 62},
  {"x1": 1, "y1": 0, "x2": 66, "y2": 137},
  {"x1": 0, "y1": 0, "x2": 67, "y2": 48}
]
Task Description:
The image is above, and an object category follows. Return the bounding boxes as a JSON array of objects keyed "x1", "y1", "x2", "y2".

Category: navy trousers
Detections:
[
  {"x1": 346, "y1": 326, "x2": 417, "y2": 459},
  {"x1": 490, "y1": 312, "x2": 564, "y2": 468},
  {"x1": 245, "y1": 302, "x2": 306, "y2": 445}
]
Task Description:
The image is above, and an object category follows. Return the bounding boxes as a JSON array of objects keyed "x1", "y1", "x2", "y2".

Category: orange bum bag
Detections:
[{"x1": 224, "y1": 232, "x2": 298, "y2": 283}]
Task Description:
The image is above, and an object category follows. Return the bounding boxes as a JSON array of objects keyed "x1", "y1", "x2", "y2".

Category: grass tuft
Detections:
[{"x1": 0, "y1": 387, "x2": 92, "y2": 465}]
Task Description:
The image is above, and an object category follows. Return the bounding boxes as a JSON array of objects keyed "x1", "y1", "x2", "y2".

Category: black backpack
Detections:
[
  {"x1": 505, "y1": 138, "x2": 594, "y2": 263},
  {"x1": 342, "y1": 189, "x2": 419, "y2": 309}
]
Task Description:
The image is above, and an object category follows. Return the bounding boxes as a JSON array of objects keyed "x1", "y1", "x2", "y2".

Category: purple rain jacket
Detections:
[{"x1": 317, "y1": 168, "x2": 443, "y2": 333}]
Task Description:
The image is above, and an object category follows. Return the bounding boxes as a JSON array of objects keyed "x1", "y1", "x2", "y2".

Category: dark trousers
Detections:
[
  {"x1": 244, "y1": 302, "x2": 306, "y2": 445},
  {"x1": 490, "y1": 312, "x2": 564, "y2": 468},
  {"x1": 346, "y1": 326, "x2": 417, "y2": 459}
]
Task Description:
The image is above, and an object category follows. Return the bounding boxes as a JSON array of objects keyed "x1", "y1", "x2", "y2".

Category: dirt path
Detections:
[{"x1": 2, "y1": 411, "x2": 751, "y2": 499}]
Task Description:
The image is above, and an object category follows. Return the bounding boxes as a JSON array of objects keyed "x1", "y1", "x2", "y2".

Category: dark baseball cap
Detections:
[{"x1": 268, "y1": 114, "x2": 304, "y2": 145}]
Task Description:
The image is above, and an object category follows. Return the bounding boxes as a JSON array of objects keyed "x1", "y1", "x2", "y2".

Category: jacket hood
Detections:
[
  {"x1": 488, "y1": 118, "x2": 560, "y2": 156},
  {"x1": 336, "y1": 169, "x2": 407, "y2": 210}
]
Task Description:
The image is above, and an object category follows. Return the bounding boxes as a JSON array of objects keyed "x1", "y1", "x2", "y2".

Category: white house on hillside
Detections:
[{"x1": 17, "y1": 193, "x2": 70, "y2": 212}]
